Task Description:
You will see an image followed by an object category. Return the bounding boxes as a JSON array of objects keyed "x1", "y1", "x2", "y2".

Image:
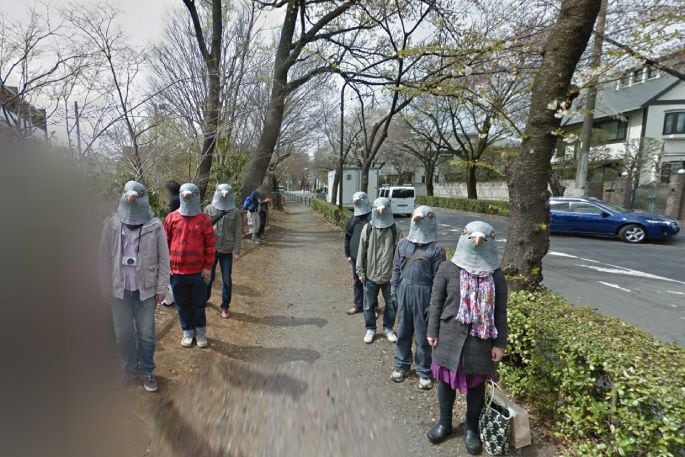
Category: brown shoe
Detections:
[{"x1": 346, "y1": 307, "x2": 362, "y2": 315}]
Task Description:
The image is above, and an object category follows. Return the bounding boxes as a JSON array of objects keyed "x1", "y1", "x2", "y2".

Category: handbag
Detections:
[
  {"x1": 491, "y1": 385, "x2": 532, "y2": 449},
  {"x1": 479, "y1": 380, "x2": 512, "y2": 456}
]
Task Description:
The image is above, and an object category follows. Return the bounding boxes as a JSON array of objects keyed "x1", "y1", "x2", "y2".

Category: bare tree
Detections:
[
  {"x1": 502, "y1": 0, "x2": 601, "y2": 291},
  {"x1": 0, "y1": 4, "x2": 87, "y2": 139},
  {"x1": 240, "y1": 0, "x2": 368, "y2": 198},
  {"x1": 181, "y1": 0, "x2": 223, "y2": 198}
]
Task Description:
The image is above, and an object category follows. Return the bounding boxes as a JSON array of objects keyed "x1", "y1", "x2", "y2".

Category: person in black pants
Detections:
[
  {"x1": 343, "y1": 192, "x2": 372, "y2": 315},
  {"x1": 256, "y1": 194, "x2": 270, "y2": 241},
  {"x1": 426, "y1": 221, "x2": 508, "y2": 455}
]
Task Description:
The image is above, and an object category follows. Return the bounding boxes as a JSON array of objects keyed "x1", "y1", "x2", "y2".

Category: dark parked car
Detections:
[{"x1": 550, "y1": 197, "x2": 680, "y2": 243}]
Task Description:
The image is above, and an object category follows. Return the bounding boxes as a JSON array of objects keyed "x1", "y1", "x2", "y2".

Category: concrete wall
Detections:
[{"x1": 416, "y1": 179, "x2": 578, "y2": 201}]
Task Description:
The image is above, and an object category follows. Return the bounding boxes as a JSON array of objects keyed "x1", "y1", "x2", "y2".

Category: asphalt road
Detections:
[{"x1": 394, "y1": 208, "x2": 685, "y2": 345}]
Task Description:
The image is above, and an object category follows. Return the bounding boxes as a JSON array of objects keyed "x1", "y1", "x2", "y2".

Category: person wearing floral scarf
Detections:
[{"x1": 425, "y1": 221, "x2": 508, "y2": 455}]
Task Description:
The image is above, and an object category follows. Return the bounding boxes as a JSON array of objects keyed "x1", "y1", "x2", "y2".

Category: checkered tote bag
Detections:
[{"x1": 479, "y1": 380, "x2": 512, "y2": 456}]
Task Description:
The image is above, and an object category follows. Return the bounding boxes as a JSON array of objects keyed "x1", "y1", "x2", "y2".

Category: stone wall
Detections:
[{"x1": 416, "y1": 179, "x2": 577, "y2": 201}]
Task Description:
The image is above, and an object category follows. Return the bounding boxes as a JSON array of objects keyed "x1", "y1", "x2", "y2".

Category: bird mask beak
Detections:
[
  {"x1": 412, "y1": 214, "x2": 424, "y2": 222},
  {"x1": 377, "y1": 205, "x2": 385, "y2": 215},
  {"x1": 181, "y1": 190, "x2": 193, "y2": 201},
  {"x1": 126, "y1": 190, "x2": 139, "y2": 204},
  {"x1": 352, "y1": 198, "x2": 359, "y2": 205},
  {"x1": 221, "y1": 190, "x2": 229, "y2": 198},
  {"x1": 470, "y1": 231, "x2": 487, "y2": 246}
]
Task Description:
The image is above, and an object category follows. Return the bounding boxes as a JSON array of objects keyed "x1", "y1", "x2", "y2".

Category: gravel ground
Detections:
[{"x1": 121, "y1": 203, "x2": 559, "y2": 456}]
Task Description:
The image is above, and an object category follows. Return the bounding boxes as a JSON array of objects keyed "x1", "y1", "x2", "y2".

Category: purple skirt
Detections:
[{"x1": 431, "y1": 360, "x2": 495, "y2": 395}]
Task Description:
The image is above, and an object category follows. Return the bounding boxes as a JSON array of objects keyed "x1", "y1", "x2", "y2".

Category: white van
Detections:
[{"x1": 378, "y1": 186, "x2": 416, "y2": 216}]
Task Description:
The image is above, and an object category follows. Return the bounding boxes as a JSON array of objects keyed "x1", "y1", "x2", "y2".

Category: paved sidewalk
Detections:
[{"x1": 123, "y1": 203, "x2": 557, "y2": 455}]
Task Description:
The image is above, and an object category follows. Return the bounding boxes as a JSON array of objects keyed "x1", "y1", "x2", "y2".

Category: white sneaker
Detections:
[
  {"x1": 196, "y1": 335, "x2": 208, "y2": 348},
  {"x1": 383, "y1": 328, "x2": 398, "y2": 343},
  {"x1": 419, "y1": 378, "x2": 433, "y2": 390},
  {"x1": 363, "y1": 330, "x2": 375, "y2": 344},
  {"x1": 181, "y1": 335, "x2": 194, "y2": 347},
  {"x1": 391, "y1": 370, "x2": 407, "y2": 383}
]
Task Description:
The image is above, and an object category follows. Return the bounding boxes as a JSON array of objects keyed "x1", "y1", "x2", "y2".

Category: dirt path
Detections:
[{"x1": 124, "y1": 203, "x2": 557, "y2": 456}]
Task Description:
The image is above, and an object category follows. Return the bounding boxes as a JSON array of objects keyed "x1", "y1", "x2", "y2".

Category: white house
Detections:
[
  {"x1": 562, "y1": 63, "x2": 685, "y2": 183},
  {"x1": 0, "y1": 85, "x2": 48, "y2": 141}
]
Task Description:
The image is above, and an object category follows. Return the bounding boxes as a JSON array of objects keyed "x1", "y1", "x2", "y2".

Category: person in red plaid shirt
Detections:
[{"x1": 164, "y1": 183, "x2": 216, "y2": 348}]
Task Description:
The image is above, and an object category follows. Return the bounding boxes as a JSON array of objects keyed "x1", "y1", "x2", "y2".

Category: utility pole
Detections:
[
  {"x1": 74, "y1": 101, "x2": 82, "y2": 155},
  {"x1": 338, "y1": 81, "x2": 346, "y2": 209},
  {"x1": 575, "y1": 0, "x2": 607, "y2": 196}
]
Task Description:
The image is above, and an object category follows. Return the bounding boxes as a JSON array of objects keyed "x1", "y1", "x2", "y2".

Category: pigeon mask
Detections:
[
  {"x1": 212, "y1": 183, "x2": 236, "y2": 211},
  {"x1": 371, "y1": 197, "x2": 394, "y2": 229},
  {"x1": 407, "y1": 206, "x2": 437, "y2": 244},
  {"x1": 352, "y1": 191, "x2": 371, "y2": 216},
  {"x1": 117, "y1": 181, "x2": 153, "y2": 226},
  {"x1": 179, "y1": 183, "x2": 202, "y2": 216},
  {"x1": 452, "y1": 220, "x2": 499, "y2": 273}
]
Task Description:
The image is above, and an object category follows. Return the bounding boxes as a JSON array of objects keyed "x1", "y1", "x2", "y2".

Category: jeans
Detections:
[
  {"x1": 257, "y1": 210, "x2": 267, "y2": 238},
  {"x1": 111, "y1": 290, "x2": 156, "y2": 376},
  {"x1": 350, "y1": 257, "x2": 363, "y2": 310},
  {"x1": 207, "y1": 252, "x2": 233, "y2": 310},
  {"x1": 363, "y1": 279, "x2": 396, "y2": 331},
  {"x1": 394, "y1": 286, "x2": 432, "y2": 379},
  {"x1": 249, "y1": 212, "x2": 261, "y2": 243},
  {"x1": 171, "y1": 273, "x2": 207, "y2": 337}
]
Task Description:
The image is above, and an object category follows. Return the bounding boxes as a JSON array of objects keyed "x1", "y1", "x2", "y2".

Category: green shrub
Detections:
[
  {"x1": 501, "y1": 291, "x2": 685, "y2": 456},
  {"x1": 417, "y1": 195, "x2": 510, "y2": 217},
  {"x1": 310, "y1": 199, "x2": 350, "y2": 230}
]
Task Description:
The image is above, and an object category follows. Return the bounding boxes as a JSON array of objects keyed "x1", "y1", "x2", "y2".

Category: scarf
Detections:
[{"x1": 455, "y1": 269, "x2": 498, "y2": 340}]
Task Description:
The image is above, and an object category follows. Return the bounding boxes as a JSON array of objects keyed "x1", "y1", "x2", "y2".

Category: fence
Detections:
[{"x1": 284, "y1": 191, "x2": 313, "y2": 206}]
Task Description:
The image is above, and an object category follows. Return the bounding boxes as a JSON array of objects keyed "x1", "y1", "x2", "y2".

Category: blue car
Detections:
[{"x1": 550, "y1": 197, "x2": 680, "y2": 243}]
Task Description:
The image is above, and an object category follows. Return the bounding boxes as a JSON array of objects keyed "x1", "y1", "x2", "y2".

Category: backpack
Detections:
[
  {"x1": 242, "y1": 195, "x2": 252, "y2": 211},
  {"x1": 365, "y1": 223, "x2": 398, "y2": 246}
]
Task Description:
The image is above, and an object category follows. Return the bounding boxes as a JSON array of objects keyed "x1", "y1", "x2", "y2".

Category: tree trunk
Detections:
[
  {"x1": 330, "y1": 170, "x2": 340, "y2": 204},
  {"x1": 501, "y1": 0, "x2": 601, "y2": 291},
  {"x1": 425, "y1": 161, "x2": 435, "y2": 197},
  {"x1": 241, "y1": 2, "x2": 297, "y2": 199},
  {"x1": 549, "y1": 171, "x2": 567, "y2": 196},
  {"x1": 360, "y1": 159, "x2": 371, "y2": 194},
  {"x1": 466, "y1": 164, "x2": 478, "y2": 199}
]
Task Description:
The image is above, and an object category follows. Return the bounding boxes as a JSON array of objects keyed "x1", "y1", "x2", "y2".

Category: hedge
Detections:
[
  {"x1": 501, "y1": 291, "x2": 685, "y2": 456},
  {"x1": 417, "y1": 195, "x2": 510, "y2": 217},
  {"x1": 310, "y1": 198, "x2": 350, "y2": 230}
]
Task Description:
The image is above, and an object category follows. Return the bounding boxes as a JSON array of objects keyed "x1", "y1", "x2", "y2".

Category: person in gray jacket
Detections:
[
  {"x1": 390, "y1": 206, "x2": 445, "y2": 390},
  {"x1": 98, "y1": 181, "x2": 170, "y2": 393},
  {"x1": 356, "y1": 197, "x2": 398, "y2": 344},
  {"x1": 425, "y1": 221, "x2": 508, "y2": 455},
  {"x1": 204, "y1": 184, "x2": 242, "y2": 319}
]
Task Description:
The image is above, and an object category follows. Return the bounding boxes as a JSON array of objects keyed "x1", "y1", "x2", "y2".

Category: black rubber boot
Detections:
[
  {"x1": 464, "y1": 382, "x2": 485, "y2": 455},
  {"x1": 427, "y1": 381, "x2": 455, "y2": 444}
]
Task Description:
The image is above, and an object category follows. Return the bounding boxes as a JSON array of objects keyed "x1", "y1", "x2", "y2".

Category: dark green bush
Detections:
[
  {"x1": 310, "y1": 199, "x2": 350, "y2": 230},
  {"x1": 501, "y1": 291, "x2": 685, "y2": 456},
  {"x1": 417, "y1": 195, "x2": 510, "y2": 217}
]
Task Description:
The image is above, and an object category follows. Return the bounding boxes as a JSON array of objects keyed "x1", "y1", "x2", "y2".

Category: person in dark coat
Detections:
[
  {"x1": 344, "y1": 192, "x2": 372, "y2": 315},
  {"x1": 426, "y1": 221, "x2": 508, "y2": 455},
  {"x1": 390, "y1": 206, "x2": 445, "y2": 390},
  {"x1": 165, "y1": 180, "x2": 181, "y2": 212}
]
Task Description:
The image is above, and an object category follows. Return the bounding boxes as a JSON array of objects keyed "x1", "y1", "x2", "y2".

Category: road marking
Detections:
[
  {"x1": 666, "y1": 290, "x2": 685, "y2": 296},
  {"x1": 496, "y1": 238, "x2": 507, "y2": 242},
  {"x1": 577, "y1": 264, "x2": 685, "y2": 285},
  {"x1": 598, "y1": 281, "x2": 631, "y2": 292},
  {"x1": 549, "y1": 250, "x2": 685, "y2": 285}
]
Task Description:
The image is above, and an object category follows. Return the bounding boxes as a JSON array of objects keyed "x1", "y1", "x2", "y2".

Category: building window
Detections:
[
  {"x1": 663, "y1": 112, "x2": 685, "y2": 135},
  {"x1": 421, "y1": 175, "x2": 426, "y2": 183},
  {"x1": 632, "y1": 68, "x2": 644, "y2": 85},
  {"x1": 647, "y1": 66, "x2": 659, "y2": 79},
  {"x1": 346, "y1": 174, "x2": 352, "y2": 181},
  {"x1": 620, "y1": 72, "x2": 630, "y2": 88},
  {"x1": 434, "y1": 175, "x2": 440, "y2": 183},
  {"x1": 594, "y1": 118, "x2": 628, "y2": 142}
]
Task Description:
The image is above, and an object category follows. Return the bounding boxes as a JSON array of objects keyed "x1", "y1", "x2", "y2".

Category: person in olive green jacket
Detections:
[
  {"x1": 204, "y1": 184, "x2": 242, "y2": 318},
  {"x1": 356, "y1": 197, "x2": 398, "y2": 344}
]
